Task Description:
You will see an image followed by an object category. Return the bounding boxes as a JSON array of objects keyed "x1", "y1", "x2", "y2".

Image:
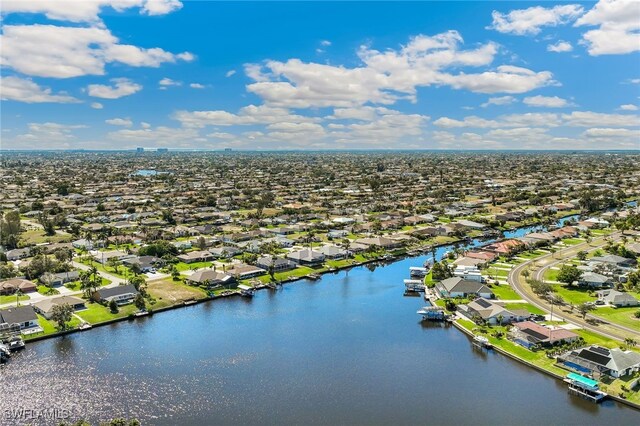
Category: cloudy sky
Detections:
[{"x1": 1, "y1": 0, "x2": 639, "y2": 150}]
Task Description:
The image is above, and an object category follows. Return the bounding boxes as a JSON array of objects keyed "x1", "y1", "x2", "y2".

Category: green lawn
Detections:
[
  {"x1": 490, "y1": 284, "x2": 522, "y2": 300},
  {"x1": 0, "y1": 294, "x2": 29, "y2": 305},
  {"x1": 504, "y1": 302, "x2": 546, "y2": 315},
  {"x1": 20, "y1": 229, "x2": 72, "y2": 245},
  {"x1": 36, "y1": 285, "x2": 60, "y2": 296},
  {"x1": 24, "y1": 314, "x2": 82, "y2": 340},
  {"x1": 544, "y1": 268, "x2": 561, "y2": 282},
  {"x1": 175, "y1": 261, "x2": 213, "y2": 272},
  {"x1": 560, "y1": 238, "x2": 584, "y2": 246},
  {"x1": 76, "y1": 302, "x2": 139, "y2": 324},
  {"x1": 592, "y1": 306, "x2": 640, "y2": 330},
  {"x1": 256, "y1": 265, "x2": 316, "y2": 283},
  {"x1": 552, "y1": 285, "x2": 595, "y2": 305}
]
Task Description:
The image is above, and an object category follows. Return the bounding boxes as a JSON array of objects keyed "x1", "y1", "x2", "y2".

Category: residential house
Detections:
[
  {"x1": 0, "y1": 278, "x2": 37, "y2": 295},
  {"x1": 596, "y1": 289, "x2": 640, "y2": 307},
  {"x1": 559, "y1": 345, "x2": 640, "y2": 378},
  {"x1": 92, "y1": 284, "x2": 138, "y2": 305},
  {"x1": 509, "y1": 321, "x2": 579, "y2": 349},
  {"x1": 354, "y1": 236, "x2": 403, "y2": 249},
  {"x1": 590, "y1": 255, "x2": 636, "y2": 269},
  {"x1": 579, "y1": 272, "x2": 613, "y2": 288},
  {"x1": 5, "y1": 248, "x2": 30, "y2": 261},
  {"x1": 287, "y1": 249, "x2": 326, "y2": 266},
  {"x1": 121, "y1": 256, "x2": 163, "y2": 273},
  {"x1": 209, "y1": 246, "x2": 242, "y2": 259},
  {"x1": 316, "y1": 245, "x2": 349, "y2": 260},
  {"x1": 0, "y1": 305, "x2": 39, "y2": 330},
  {"x1": 177, "y1": 250, "x2": 215, "y2": 264},
  {"x1": 435, "y1": 277, "x2": 494, "y2": 299},
  {"x1": 458, "y1": 298, "x2": 528, "y2": 325},
  {"x1": 40, "y1": 271, "x2": 80, "y2": 287},
  {"x1": 226, "y1": 263, "x2": 266, "y2": 279},
  {"x1": 33, "y1": 296, "x2": 86, "y2": 319},
  {"x1": 185, "y1": 269, "x2": 235, "y2": 288},
  {"x1": 256, "y1": 256, "x2": 297, "y2": 273}
]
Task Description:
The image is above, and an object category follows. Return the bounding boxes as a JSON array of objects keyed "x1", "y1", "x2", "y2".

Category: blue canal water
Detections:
[{"x1": 1, "y1": 212, "x2": 637, "y2": 425}]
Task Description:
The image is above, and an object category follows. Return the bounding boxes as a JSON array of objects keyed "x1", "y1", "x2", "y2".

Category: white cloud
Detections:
[
  {"x1": 0, "y1": 24, "x2": 194, "y2": 78},
  {"x1": 225, "y1": 70, "x2": 237, "y2": 78},
  {"x1": 159, "y1": 77, "x2": 182, "y2": 88},
  {"x1": 523, "y1": 95, "x2": 571, "y2": 108},
  {"x1": 0, "y1": 76, "x2": 80, "y2": 103},
  {"x1": 87, "y1": 78, "x2": 142, "y2": 99},
  {"x1": 105, "y1": 118, "x2": 133, "y2": 127},
  {"x1": 481, "y1": 96, "x2": 516, "y2": 107},
  {"x1": 575, "y1": 0, "x2": 640, "y2": 55},
  {"x1": 582, "y1": 127, "x2": 640, "y2": 138},
  {"x1": 1, "y1": 0, "x2": 183, "y2": 23},
  {"x1": 142, "y1": 0, "x2": 183, "y2": 16},
  {"x1": 189, "y1": 83, "x2": 206, "y2": 89},
  {"x1": 320, "y1": 40, "x2": 332, "y2": 47},
  {"x1": 434, "y1": 112, "x2": 562, "y2": 129},
  {"x1": 547, "y1": 41, "x2": 573, "y2": 53},
  {"x1": 619, "y1": 104, "x2": 639, "y2": 111},
  {"x1": 488, "y1": 4, "x2": 584, "y2": 35},
  {"x1": 91, "y1": 102, "x2": 104, "y2": 109},
  {"x1": 175, "y1": 105, "x2": 317, "y2": 127},
  {"x1": 245, "y1": 31, "x2": 554, "y2": 108},
  {"x1": 207, "y1": 132, "x2": 235, "y2": 139},
  {"x1": 562, "y1": 111, "x2": 639, "y2": 127},
  {"x1": 108, "y1": 125, "x2": 199, "y2": 144},
  {"x1": 11, "y1": 122, "x2": 87, "y2": 148}
]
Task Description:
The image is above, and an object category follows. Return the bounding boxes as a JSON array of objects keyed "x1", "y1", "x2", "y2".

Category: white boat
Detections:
[
  {"x1": 404, "y1": 279, "x2": 425, "y2": 292},
  {"x1": 238, "y1": 284, "x2": 256, "y2": 297},
  {"x1": 409, "y1": 266, "x2": 429, "y2": 277}
]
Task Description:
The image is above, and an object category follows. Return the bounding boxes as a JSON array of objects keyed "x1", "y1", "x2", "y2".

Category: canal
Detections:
[{"x1": 1, "y1": 251, "x2": 638, "y2": 425}]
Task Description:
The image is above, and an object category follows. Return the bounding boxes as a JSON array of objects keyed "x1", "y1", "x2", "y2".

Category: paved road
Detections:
[{"x1": 508, "y1": 231, "x2": 640, "y2": 342}]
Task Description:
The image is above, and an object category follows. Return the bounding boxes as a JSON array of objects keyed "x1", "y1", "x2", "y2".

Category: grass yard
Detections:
[
  {"x1": 257, "y1": 265, "x2": 316, "y2": 283},
  {"x1": 0, "y1": 294, "x2": 30, "y2": 305},
  {"x1": 560, "y1": 238, "x2": 584, "y2": 246},
  {"x1": 504, "y1": 302, "x2": 546, "y2": 315},
  {"x1": 24, "y1": 315, "x2": 82, "y2": 340},
  {"x1": 552, "y1": 285, "x2": 595, "y2": 305},
  {"x1": 490, "y1": 284, "x2": 522, "y2": 300},
  {"x1": 592, "y1": 306, "x2": 640, "y2": 330},
  {"x1": 175, "y1": 261, "x2": 213, "y2": 272},
  {"x1": 37, "y1": 285, "x2": 60, "y2": 296},
  {"x1": 20, "y1": 229, "x2": 72, "y2": 245},
  {"x1": 76, "y1": 302, "x2": 139, "y2": 324}
]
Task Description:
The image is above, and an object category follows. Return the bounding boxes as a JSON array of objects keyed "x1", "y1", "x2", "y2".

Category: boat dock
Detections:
[
  {"x1": 409, "y1": 266, "x2": 429, "y2": 277},
  {"x1": 417, "y1": 305, "x2": 446, "y2": 321},
  {"x1": 472, "y1": 335, "x2": 493, "y2": 349},
  {"x1": 564, "y1": 373, "x2": 607, "y2": 403},
  {"x1": 404, "y1": 279, "x2": 425, "y2": 292}
]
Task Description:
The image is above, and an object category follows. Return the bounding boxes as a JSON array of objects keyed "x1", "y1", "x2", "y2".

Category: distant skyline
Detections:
[{"x1": 1, "y1": 0, "x2": 639, "y2": 150}]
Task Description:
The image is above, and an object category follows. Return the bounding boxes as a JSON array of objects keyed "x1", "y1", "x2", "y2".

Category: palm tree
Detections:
[{"x1": 14, "y1": 288, "x2": 23, "y2": 307}]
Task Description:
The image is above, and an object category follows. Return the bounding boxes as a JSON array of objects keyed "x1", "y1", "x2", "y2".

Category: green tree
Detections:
[
  {"x1": 50, "y1": 303, "x2": 74, "y2": 330},
  {"x1": 557, "y1": 264, "x2": 582, "y2": 286},
  {"x1": 0, "y1": 210, "x2": 21, "y2": 249},
  {"x1": 529, "y1": 279, "x2": 552, "y2": 296},
  {"x1": 576, "y1": 250, "x2": 587, "y2": 261},
  {"x1": 134, "y1": 293, "x2": 146, "y2": 311},
  {"x1": 577, "y1": 302, "x2": 595, "y2": 319}
]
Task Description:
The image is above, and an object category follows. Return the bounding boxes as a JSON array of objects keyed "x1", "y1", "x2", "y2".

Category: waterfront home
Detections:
[
  {"x1": 452, "y1": 265, "x2": 483, "y2": 282},
  {"x1": 92, "y1": 285, "x2": 138, "y2": 305},
  {"x1": 354, "y1": 236, "x2": 402, "y2": 249},
  {"x1": 0, "y1": 305, "x2": 39, "y2": 330},
  {"x1": 559, "y1": 345, "x2": 640, "y2": 378},
  {"x1": 578, "y1": 272, "x2": 613, "y2": 289},
  {"x1": 453, "y1": 256, "x2": 487, "y2": 268},
  {"x1": 327, "y1": 230, "x2": 349, "y2": 239},
  {"x1": 595, "y1": 289, "x2": 640, "y2": 307},
  {"x1": 226, "y1": 263, "x2": 266, "y2": 280},
  {"x1": 287, "y1": 249, "x2": 326, "y2": 266},
  {"x1": 40, "y1": 271, "x2": 80, "y2": 287},
  {"x1": 177, "y1": 250, "x2": 215, "y2": 263},
  {"x1": 455, "y1": 219, "x2": 486, "y2": 230},
  {"x1": 316, "y1": 245, "x2": 349, "y2": 260},
  {"x1": 33, "y1": 296, "x2": 86, "y2": 319},
  {"x1": 458, "y1": 298, "x2": 527, "y2": 325},
  {"x1": 0, "y1": 278, "x2": 37, "y2": 295},
  {"x1": 185, "y1": 269, "x2": 234, "y2": 288},
  {"x1": 483, "y1": 240, "x2": 524, "y2": 256},
  {"x1": 465, "y1": 250, "x2": 498, "y2": 262},
  {"x1": 509, "y1": 321, "x2": 579, "y2": 349},
  {"x1": 256, "y1": 255, "x2": 297, "y2": 272},
  {"x1": 435, "y1": 277, "x2": 494, "y2": 299}
]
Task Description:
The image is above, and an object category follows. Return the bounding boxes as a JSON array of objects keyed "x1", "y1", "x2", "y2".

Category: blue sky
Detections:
[{"x1": 1, "y1": 0, "x2": 639, "y2": 150}]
